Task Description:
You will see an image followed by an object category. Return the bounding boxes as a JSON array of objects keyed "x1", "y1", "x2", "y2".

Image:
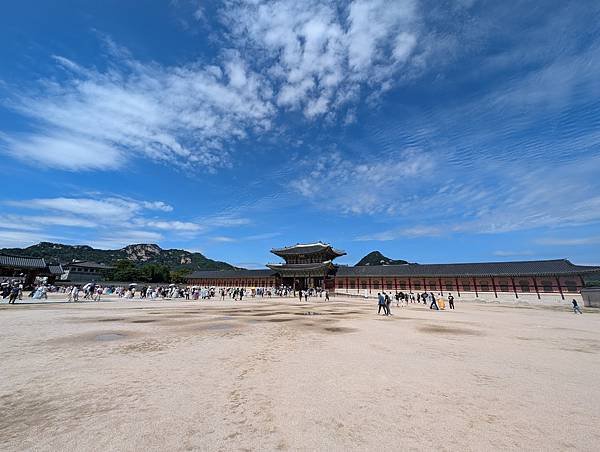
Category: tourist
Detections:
[
  {"x1": 385, "y1": 292, "x2": 392, "y2": 316},
  {"x1": 572, "y1": 299, "x2": 583, "y2": 314},
  {"x1": 448, "y1": 293, "x2": 455, "y2": 310},
  {"x1": 325, "y1": 290, "x2": 329, "y2": 301},
  {"x1": 377, "y1": 292, "x2": 388, "y2": 315},
  {"x1": 429, "y1": 293, "x2": 439, "y2": 310},
  {"x1": 8, "y1": 286, "x2": 19, "y2": 304}
]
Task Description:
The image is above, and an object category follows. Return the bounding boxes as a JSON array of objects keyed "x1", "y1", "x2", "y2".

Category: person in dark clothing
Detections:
[
  {"x1": 385, "y1": 292, "x2": 392, "y2": 316},
  {"x1": 8, "y1": 286, "x2": 19, "y2": 304},
  {"x1": 377, "y1": 293, "x2": 388, "y2": 315},
  {"x1": 429, "y1": 292, "x2": 438, "y2": 310},
  {"x1": 448, "y1": 294, "x2": 455, "y2": 310},
  {"x1": 572, "y1": 299, "x2": 582, "y2": 314}
]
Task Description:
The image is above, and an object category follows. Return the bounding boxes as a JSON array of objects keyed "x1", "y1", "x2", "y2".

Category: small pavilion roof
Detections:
[
  {"x1": 271, "y1": 242, "x2": 346, "y2": 257},
  {"x1": 335, "y1": 259, "x2": 600, "y2": 278}
]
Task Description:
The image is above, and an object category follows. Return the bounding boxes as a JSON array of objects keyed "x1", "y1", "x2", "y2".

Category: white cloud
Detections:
[
  {"x1": 141, "y1": 220, "x2": 203, "y2": 232},
  {"x1": 9, "y1": 197, "x2": 140, "y2": 219},
  {"x1": 493, "y1": 250, "x2": 535, "y2": 257},
  {"x1": 291, "y1": 149, "x2": 434, "y2": 214},
  {"x1": 210, "y1": 236, "x2": 236, "y2": 243},
  {"x1": 1, "y1": 132, "x2": 124, "y2": 171},
  {"x1": 536, "y1": 237, "x2": 600, "y2": 246},
  {"x1": 0, "y1": 229, "x2": 58, "y2": 248},
  {"x1": 142, "y1": 201, "x2": 173, "y2": 212},
  {"x1": 88, "y1": 230, "x2": 165, "y2": 249},
  {"x1": 222, "y1": 0, "x2": 421, "y2": 117},
  {"x1": 3, "y1": 51, "x2": 273, "y2": 171},
  {"x1": 355, "y1": 226, "x2": 442, "y2": 241}
]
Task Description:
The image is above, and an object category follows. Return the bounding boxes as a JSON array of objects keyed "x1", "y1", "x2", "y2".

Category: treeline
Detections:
[{"x1": 103, "y1": 260, "x2": 191, "y2": 283}]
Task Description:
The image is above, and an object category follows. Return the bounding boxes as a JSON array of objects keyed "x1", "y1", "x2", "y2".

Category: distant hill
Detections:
[
  {"x1": 355, "y1": 251, "x2": 409, "y2": 266},
  {"x1": 0, "y1": 242, "x2": 235, "y2": 271}
]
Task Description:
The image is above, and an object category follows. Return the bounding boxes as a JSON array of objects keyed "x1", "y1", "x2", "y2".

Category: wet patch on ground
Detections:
[
  {"x1": 322, "y1": 327, "x2": 358, "y2": 334},
  {"x1": 419, "y1": 325, "x2": 483, "y2": 336}
]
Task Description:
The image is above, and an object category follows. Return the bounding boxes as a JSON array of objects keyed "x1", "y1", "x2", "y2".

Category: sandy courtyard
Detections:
[{"x1": 1, "y1": 296, "x2": 599, "y2": 451}]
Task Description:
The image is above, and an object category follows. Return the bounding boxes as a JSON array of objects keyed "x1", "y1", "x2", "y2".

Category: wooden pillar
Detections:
[
  {"x1": 394, "y1": 277, "x2": 398, "y2": 292},
  {"x1": 491, "y1": 276, "x2": 498, "y2": 298},
  {"x1": 368, "y1": 278, "x2": 372, "y2": 294},
  {"x1": 381, "y1": 277, "x2": 384, "y2": 292},
  {"x1": 356, "y1": 278, "x2": 359, "y2": 294},
  {"x1": 473, "y1": 277, "x2": 478, "y2": 297},
  {"x1": 555, "y1": 276, "x2": 564, "y2": 300},
  {"x1": 455, "y1": 277, "x2": 461, "y2": 297},
  {"x1": 346, "y1": 277, "x2": 349, "y2": 293},
  {"x1": 423, "y1": 278, "x2": 427, "y2": 292},
  {"x1": 438, "y1": 278, "x2": 443, "y2": 296},
  {"x1": 511, "y1": 277, "x2": 519, "y2": 299},
  {"x1": 532, "y1": 277, "x2": 540, "y2": 299},
  {"x1": 408, "y1": 277, "x2": 412, "y2": 293}
]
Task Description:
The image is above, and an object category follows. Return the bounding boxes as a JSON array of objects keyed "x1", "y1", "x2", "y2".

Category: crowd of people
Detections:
[
  {"x1": 377, "y1": 291, "x2": 457, "y2": 316},
  {"x1": 1, "y1": 278, "x2": 585, "y2": 314}
]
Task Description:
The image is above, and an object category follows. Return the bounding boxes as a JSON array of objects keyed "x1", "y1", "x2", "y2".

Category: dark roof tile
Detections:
[
  {"x1": 0, "y1": 254, "x2": 47, "y2": 269},
  {"x1": 335, "y1": 259, "x2": 600, "y2": 277}
]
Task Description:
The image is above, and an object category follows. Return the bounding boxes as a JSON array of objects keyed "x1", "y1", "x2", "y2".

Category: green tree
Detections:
[
  {"x1": 170, "y1": 268, "x2": 191, "y2": 284},
  {"x1": 106, "y1": 260, "x2": 141, "y2": 282}
]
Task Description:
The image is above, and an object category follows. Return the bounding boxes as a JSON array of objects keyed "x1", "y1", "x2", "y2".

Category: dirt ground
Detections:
[{"x1": 1, "y1": 296, "x2": 599, "y2": 451}]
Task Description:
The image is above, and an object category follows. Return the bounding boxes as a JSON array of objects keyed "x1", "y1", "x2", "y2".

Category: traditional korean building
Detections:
[
  {"x1": 60, "y1": 260, "x2": 114, "y2": 282},
  {"x1": 267, "y1": 243, "x2": 346, "y2": 290},
  {"x1": 0, "y1": 254, "x2": 64, "y2": 286},
  {"x1": 186, "y1": 242, "x2": 600, "y2": 303}
]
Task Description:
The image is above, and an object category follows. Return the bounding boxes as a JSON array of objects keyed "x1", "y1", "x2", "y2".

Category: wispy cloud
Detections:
[
  {"x1": 493, "y1": 250, "x2": 535, "y2": 257},
  {"x1": 355, "y1": 226, "x2": 442, "y2": 241},
  {"x1": 536, "y1": 237, "x2": 600, "y2": 246},
  {"x1": 0, "y1": 195, "x2": 251, "y2": 248},
  {"x1": 2, "y1": 49, "x2": 273, "y2": 171},
  {"x1": 210, "y1": 236, "x2": 237, "y2": 243},
  {"x1": 291, "y1": 149, "x2": 434, "y2": 215}
]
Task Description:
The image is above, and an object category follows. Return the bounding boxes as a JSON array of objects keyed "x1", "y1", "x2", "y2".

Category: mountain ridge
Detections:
[
  {"x1": 0, "y1": 242, "x2": 236, "y2": 271},
  {"x1": 355, "y1": 251, "x2": 409, "y2": 266}
]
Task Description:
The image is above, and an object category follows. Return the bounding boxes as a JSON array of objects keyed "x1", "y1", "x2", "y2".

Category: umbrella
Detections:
[
  {"x1": 83, "y1": 283, "x2": 92, "y2": 290},
  {"x1": 129, "y1": 283, "x2": 138, "y2": 287},
  {"x1": 169, "y1": 283, "x2": 177, "y2": 287}
]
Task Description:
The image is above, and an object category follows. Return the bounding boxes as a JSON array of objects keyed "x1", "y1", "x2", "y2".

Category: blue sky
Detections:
[{"x1": 1, "y1": 0, "x2": 599, "y2": 267}]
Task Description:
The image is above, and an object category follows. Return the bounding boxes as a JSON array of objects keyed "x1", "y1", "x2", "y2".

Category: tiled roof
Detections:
[
  {"x1": 0, "y1": 254, "x2": 47, "y2": 269},
  {"x1": 335, "y1": 259, "x2": 600, "y2": 278},
  {"x1": 48, "y1": 264, "x2": 65, "y2": 275},
  {"x1": 188, "y1": 269, "x2": 277, "y2": 279},
  {"x1": 271, "y1": 242, "x2": 346, "y2": 257},
  {"x1": 267, "y1": 262, "x2": 335, "y2": 271}
]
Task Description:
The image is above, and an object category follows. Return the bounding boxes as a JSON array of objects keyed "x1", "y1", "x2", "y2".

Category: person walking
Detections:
[
  {"x1": 8, "y1": 286, "x2": 19, "y2": 304},
  {"x1": 385, "y1": 292, "x2": 392, "y2": 316},
  {"x1": 429, "y1": 292, "x2": 439, "y2": 310},
  {"x1": 572, "y1": 299, "x2": 583, "y2": 314},
  {"x1": 448, "y1": 293, "x2": 455, "y2": 310},
  {"x1": 377, "y1": 293, "x2": 389, "y2": 315}
]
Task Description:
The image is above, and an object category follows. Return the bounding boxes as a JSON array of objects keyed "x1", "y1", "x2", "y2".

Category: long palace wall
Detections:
[
  {"x1": 187, "y1": 273, "x2": 587, "y2": 302},
  {"x1": 332, "y1": 275, "x2": 585, "y2": 302}
]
